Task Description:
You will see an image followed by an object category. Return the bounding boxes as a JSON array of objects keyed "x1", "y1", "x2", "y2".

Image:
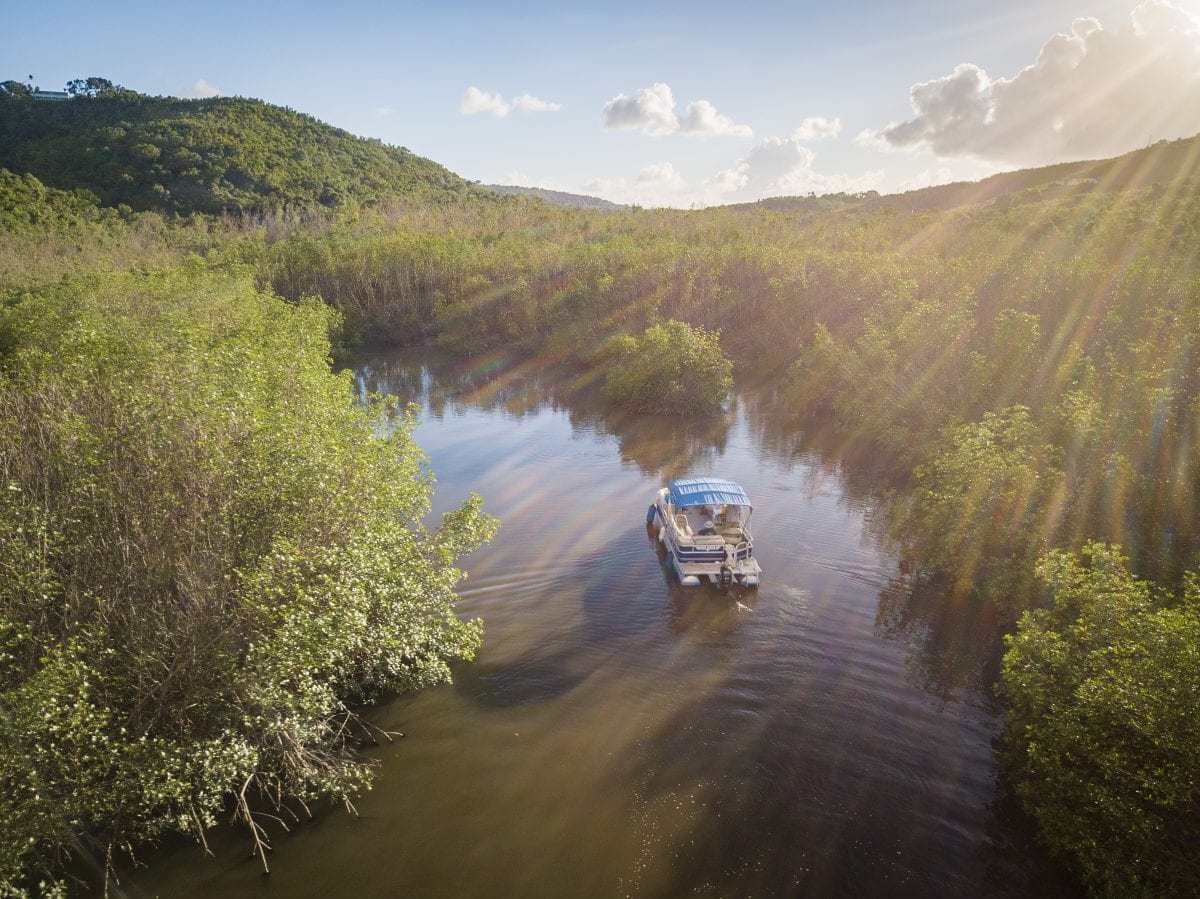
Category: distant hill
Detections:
[
  {"x1": 722, "y1": 194, "x2": 867, "y2": 214},
  {"x1": 727, "y1": 134, "x2": 1200, "y2": 215},
  {"x1": 4, "y1": 78, "x2": 1196, "y2": 221},
  {"x1": 868, "y1": 135, "x2": 1200, "y2": 212},
  {"x1": 485, "y1": 184, "x2": 623, "y2": 209},
  {"x1": 0, "y1": 88, "x2": 474, "y2": 215}
]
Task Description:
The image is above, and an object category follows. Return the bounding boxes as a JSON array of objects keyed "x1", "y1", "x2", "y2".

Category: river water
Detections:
[{"x1": 127, "y1": 348, "x2": 1074, "y2": 898}]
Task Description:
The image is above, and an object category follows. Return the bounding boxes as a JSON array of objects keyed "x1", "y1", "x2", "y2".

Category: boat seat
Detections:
[{"x1": 674, "y1": 513, "x2": 693, "y2": 536}]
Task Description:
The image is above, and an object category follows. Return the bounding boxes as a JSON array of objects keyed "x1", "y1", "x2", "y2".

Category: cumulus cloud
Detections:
[
  {"x1": 865, "y1": 1, "x2": 1200, "y2": 164},
  {"x1": 602, "y1": 83, "x2": 678, "y2": 134},
  {"x1": 512, "y1": 93, "x2": 562, "y2": 112},
  {"x1": 584, "y1": 137, "x2": 882, "y2": 208},
  {"x1": 586, "y1": 161, "x2": 693, "y2": 206},
  {"x1": 679, "y1": 100, "x2": 754, "y2": 136},
  {"x1": 710, "y1": 136, "x2": 883, "y2": 200},
  {"x1": 602, "y1": 83, "x2": 752, "y2": 137},
  {"x1": 637, "y1": 161, "x2": 686, "y2": 189},
  {"x1": 794, "y1": 117, "x2": 842, "y2": 140},
  {"x1": 183, "y1": 79, "x2": 221, "y2": 99},
  {"x1": 460, "y1": 87, "x2": 561, "y2": 117},
  {"x1": 460, "y1": 86, "x2": 510, "y2": 117}
]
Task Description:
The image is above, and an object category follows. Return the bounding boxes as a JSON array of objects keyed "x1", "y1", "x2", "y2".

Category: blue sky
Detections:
[{"x1": 5, "y1": 0, "x2": 1200, "y2": 206}]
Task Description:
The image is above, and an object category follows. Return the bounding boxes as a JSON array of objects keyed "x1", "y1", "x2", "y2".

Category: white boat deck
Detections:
[{"x1": 673, "y1": 506, "x2": 750, "y2": 546}]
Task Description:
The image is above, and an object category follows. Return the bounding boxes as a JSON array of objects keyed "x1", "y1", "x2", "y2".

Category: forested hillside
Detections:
[{"x1": 0, "y1": 85, "x2": 473, "y2": 215}]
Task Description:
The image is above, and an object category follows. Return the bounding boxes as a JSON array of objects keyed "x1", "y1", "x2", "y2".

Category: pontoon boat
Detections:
[{"x1": 647, "y1": 477, "x2": 761, "y2": 588}]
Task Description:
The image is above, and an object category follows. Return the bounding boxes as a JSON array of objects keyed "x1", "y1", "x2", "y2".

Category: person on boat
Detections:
[{"x1": 699, "y1": 520, "x2": 717, "y2": 536}]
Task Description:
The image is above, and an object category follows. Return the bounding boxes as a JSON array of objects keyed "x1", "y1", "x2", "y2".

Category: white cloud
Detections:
[
  {"x1": 585, "y1": 161, "x2": 692, "y2": 206},
  {"x1": 460, "y1": 86, "x2": 510, "y2": 117},
  {"x1": 710, "y1": 136, "x2": 883, "y2": 201},
  {"x1": 374, "y1": 106, "x2": 396, "y2": 118},
  {"x1": 897, "y1": 167, "x2": 955, "y2": 192},
  {"x1": 853, "y1": 127, "x2": 895, "y2": 151},
  {"x1": 864, "y1": 1, "x2": 1200, "y2": 165},
  {"x1": 584, "y1": 128, "x2": 886, "y2": 207},
  {"x1": 602, "y1": 83, "x2": 752, "y2": 137},
  {"x1": 512, "y1": 93, "x2": 562, "y2": 112},
  {"x1": 602, "y1": 83, "x2": 679, "y2": 134},
  {"x1": 638, "y1": 161, "x2": 686, "y2": 189},
  {"x1": 461, "y1": 87, "x2": 562, "y2": 117},
  {"x1": 794, "y1": 117, "x2": 842, "y2": 140},
  {"x1": 679, "y1": 100, "x2": 754, "y2": 136},
  {"x1": 501, "y1": 171, "x2": 532, "y2": 187},
  {"x1": 183, "y1": 79, "x2": 220, "y2": 99}
]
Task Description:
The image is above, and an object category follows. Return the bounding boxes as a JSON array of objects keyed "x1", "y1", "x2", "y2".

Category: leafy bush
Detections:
[
  {"x1": 0, "y1": 266, "x2": 496, "y2": 892},
  {"x1": 1000, "y1": 544, "x2": 1200, "y2": 897},
  {"x1": 603, "y1": 319, "x2": 733, "y2": 415},
  {"x1": 0, "y1": 169, "x2": 124, "y2": 235}
]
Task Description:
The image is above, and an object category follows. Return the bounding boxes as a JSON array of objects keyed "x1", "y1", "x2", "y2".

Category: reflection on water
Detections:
[
  {"x1": 126, "y1": 348, "x2": 1076, "y2": 898},
  {"x1": 354, "y1": 349, "x2": 733, "y2": 481},
  {"x1": 874, "y1": 575, "x2": 1008, "y2": 705}
]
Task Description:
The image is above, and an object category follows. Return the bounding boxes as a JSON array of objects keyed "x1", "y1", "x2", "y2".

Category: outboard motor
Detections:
[{"x1": 719, "y1": 543, "x2": 737, "y2": 590}]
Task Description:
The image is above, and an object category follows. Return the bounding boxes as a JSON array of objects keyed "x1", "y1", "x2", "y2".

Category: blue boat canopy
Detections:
[{"x1": 668, "y1": 477, "x2": 752, "y2": 510}]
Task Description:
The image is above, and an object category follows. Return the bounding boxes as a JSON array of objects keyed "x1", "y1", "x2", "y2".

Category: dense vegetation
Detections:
[
  {"x1": 0, "y1": 85, "x2": 472, "y2": 215},
  {"x1": 0, "y1": 267, "x2": 495, "y2": 893},
  {"x1": 2, "y1": 81, "x2": 1199, "y2": 895},
  {"x1": 0, "y1": 170, "x2": 125, "y2": 234},
  {"x1": 603, "y1": 320, "x2": 733, "y2": 415},
  {"x1": 1000, "y1": 545, "x2": 1199, "y2": 897}
]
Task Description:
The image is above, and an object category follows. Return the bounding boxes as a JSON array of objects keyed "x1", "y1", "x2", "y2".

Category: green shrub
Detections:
[
  {"x1": 603, "y1": 319, "x2": 733, "y2": 415},
  {"x1": 1000, "y1": 544, "x2": 1200, "y2": 897},
  {"x1": 0, "y1": 266, "x2": 496, "y2": 892}
]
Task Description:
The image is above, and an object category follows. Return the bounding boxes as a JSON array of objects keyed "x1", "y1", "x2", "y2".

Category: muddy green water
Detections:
[{"x1": 124, "y1": 349, "x2": 1074, "y2": 898}]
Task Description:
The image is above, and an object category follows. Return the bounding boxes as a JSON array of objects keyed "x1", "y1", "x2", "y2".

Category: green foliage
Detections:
[
  {"x1": 0, "y1": 169, "x2": 225, "y2": 293},
  {"x1": 0, "y1": 169, "x2": 122, "y2": 235},
  {"x1": 0, "y1": 85, "x2": 474, "y2": 215},
  {"x1": 899, "y1": 407, "x2": 1061, "y2": 606},
  {"x1": 603, "y1": 319, "x2": 733, "y2": 415},
  {"x1": 64, "y1": 77, "x2": 126, "y2": 99},
  {"x1": 1000, "y1": 544, "x2": 1200, "y2": 897},
  {"x1": 0, "y1": 267, "x2": 496, "y2": 891}
]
